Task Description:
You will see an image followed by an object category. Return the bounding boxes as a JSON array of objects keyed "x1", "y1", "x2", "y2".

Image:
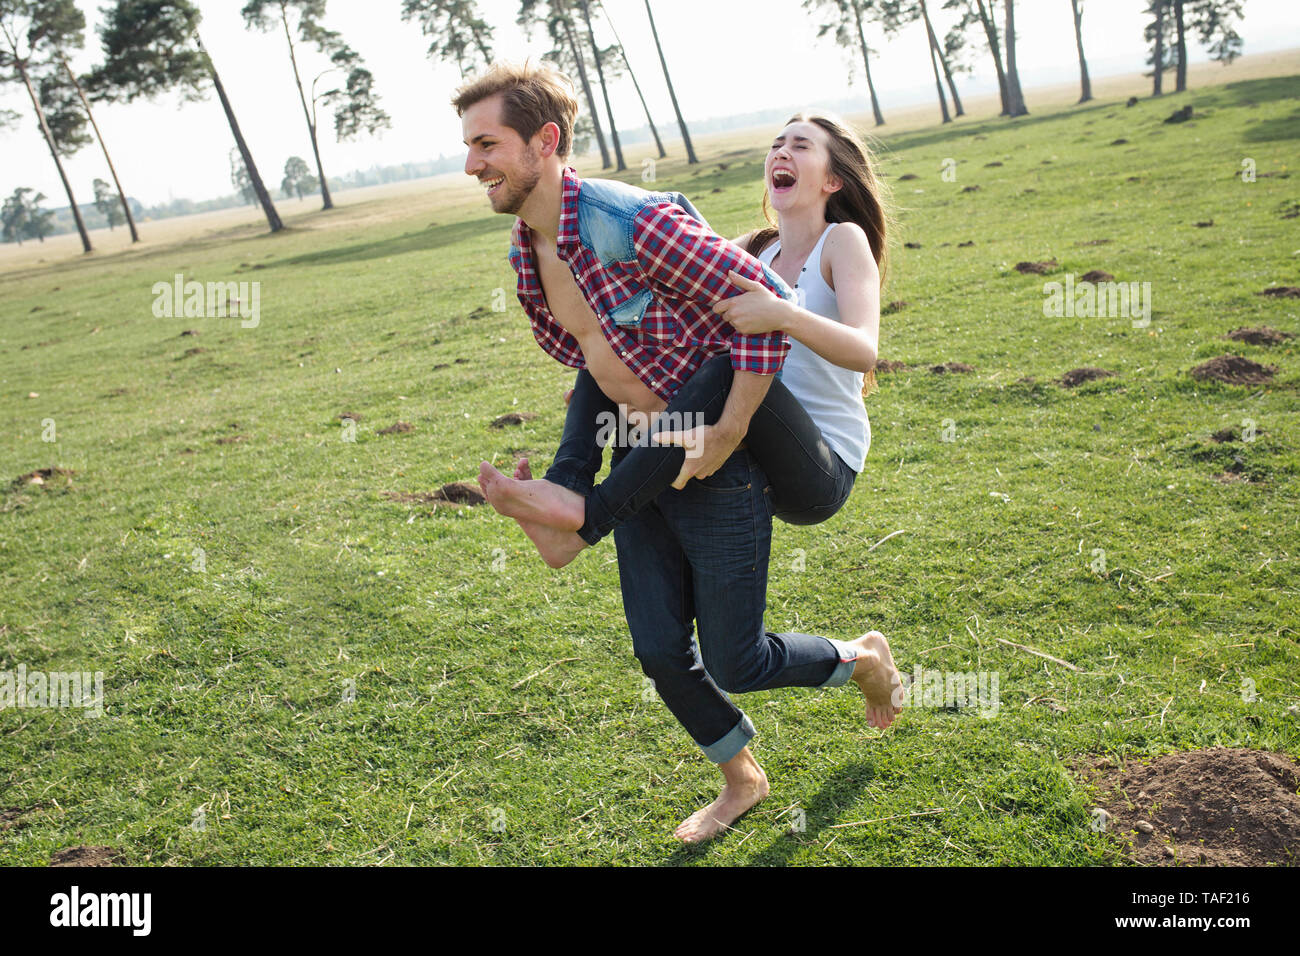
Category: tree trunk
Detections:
[
  {"x1": 1174, "y1": 0, "x2": 1187, "y2": 92},
  {"x1": 560, "y1": 14, "x2": 609, "y2": 168},
  {"x1": 17, "y1": 61, "x2": 91, "y2": 252},
  {"x1": 580, "y1": 1, "x2": 625, "y2": 172},
  {"x1": 926, "y1": 24, "x2": 951, "y2": 123},
  {"x1": 199, "y1": 34, "x2": 283, "y2": 232},
  {"x1": 923, "y1": 0, "x2": 963, "y2": 116},
  {"x1": 853, "y1": 2, "x2": 885, "y2": 126},
  {"x1": 975, "y1": 0, "x2": 1009, "y2": 115},
  {"x1": 598, "y1": 0, "x2": 665, "y2": 158},
  {"x1": 59, "y1": 53, "x2": 139, "y2": 242},
  {"x1": 644, "y1": 0, "x2": 696, "y2": 164},
  {"x1": 1003, "y1": 0, "x2": 1028, "y2": 115},
  {"x1": 1069, "y1": 0, "x2": 1092, "y2": 103},
  {"x1": 282, "y1": 10, "x2": 332, "y2": 210},
  {"x1": 1153, "y1": 0, "x2": 1165, "y2": 96}
]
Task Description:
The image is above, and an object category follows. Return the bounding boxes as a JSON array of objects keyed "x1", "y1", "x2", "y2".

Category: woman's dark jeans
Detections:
[{"x1": 542, "y1": 353, "x2": 858, "y2": 546}]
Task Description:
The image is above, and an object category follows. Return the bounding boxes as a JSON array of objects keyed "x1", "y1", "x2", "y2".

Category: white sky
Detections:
[{"x1": 3, "y1": 0, "x2": 1298, "y2": 206}]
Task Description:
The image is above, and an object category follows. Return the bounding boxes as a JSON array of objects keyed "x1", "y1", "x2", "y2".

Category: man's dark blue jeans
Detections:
[{"x1": 610, "y1": 443, "x2": 860, "y2": 764}]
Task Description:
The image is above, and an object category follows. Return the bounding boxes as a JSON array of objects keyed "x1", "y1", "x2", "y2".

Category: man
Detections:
[{"x1": 454, "y1": 62, "x2": 901, "y2": 843}]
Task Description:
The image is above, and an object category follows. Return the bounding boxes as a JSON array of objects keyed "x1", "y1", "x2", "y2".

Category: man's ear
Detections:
[{"x1": 537, "y1": 121, "x2": 562, "y2": 159}]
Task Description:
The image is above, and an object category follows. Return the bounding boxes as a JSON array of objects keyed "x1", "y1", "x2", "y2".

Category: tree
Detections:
[
  {"x1": 400, "y1": 0, "x2": 493, "y2": 80},
  {"x1": 1, "y1": 187, "x2": 31, "y2": 243},
  {"x1": 61, "y1": 48, "x2": 140, "y2": 242},
  {"x1": 1147, "y1": 0, "x2": 1169, "y2": 95},
  {"x1": 575, "y1": 0, "x2": 624, "y2": 171},
  {"x1": 921, "y1": 0, "x2": 963, "y2": 116},
  {"x1": 1070, "y1": 0, "x2": 1091, "y2": 102},
  {"x1": 806, "y1": 0, "x2": 886, "y2": 127},
  {"x1": 0, "y1": 0, "x2": 94, "y2": 252},
  {"x1": 1, "y1": 187, "x2": 54, "y2": 243},
  {"x1": 92, "y1": 0, "x2": 283, "y2": 232},
  {"x1": 93, "y1": 177, "x2": 126, "y2": 228},
  {"x1": 1148, "y1": 0, "x2": 1245, "y2": 95},
  {"x1": 242, "y1": 1, "x2": 390, "y2": 211},
  {"x1": 281, "y1": 155, "x2": 319, "y2": 198},
  {"x1": 231, "y1": 148, "x2": 256, "y2": 205},
  {"x1": 643, "y1": 0, "x2": 695, "y2": 164},
  {"x1": 878, "y1": 1, "x2": 954, "y2": 122},
  {"x1": 1002, "y1": 0, "x2": 1027, "y2": 115},
  {"x1": 596, "y1": 0, "x2": 664, "y2": 158}
]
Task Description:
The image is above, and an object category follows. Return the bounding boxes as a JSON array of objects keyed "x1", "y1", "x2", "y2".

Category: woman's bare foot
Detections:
[
  {"x1": 476, "y1": 461, "x2": 585, "y2": 532},
  {"x1": 514, "y1": 516, "x2": 587, "y2": 569},
  {"x1": 848, "y1": 630, "x2": 904, "y2": 729},
  {"x1": 674, "y1": 748, "x2": 769, "y2": 844}
]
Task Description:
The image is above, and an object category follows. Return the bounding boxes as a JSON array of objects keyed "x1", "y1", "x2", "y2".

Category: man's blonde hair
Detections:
[{"x1": 452, "y1": 61, "x2": 580, "y2": 159}]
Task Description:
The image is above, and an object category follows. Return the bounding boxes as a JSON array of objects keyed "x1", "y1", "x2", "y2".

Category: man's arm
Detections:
[{"x1": 633, "y1": 201, "x2": 787, "y2": 484}]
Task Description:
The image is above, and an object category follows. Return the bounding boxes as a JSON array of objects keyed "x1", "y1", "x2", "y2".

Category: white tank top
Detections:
[{"x1": 759, "y1": 223, "x2": 871, "y2": 472}]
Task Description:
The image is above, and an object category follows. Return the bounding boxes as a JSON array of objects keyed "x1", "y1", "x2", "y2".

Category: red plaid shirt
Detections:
[{"x1": 509, "y1": 166, "x2": 790, "y2": 402}]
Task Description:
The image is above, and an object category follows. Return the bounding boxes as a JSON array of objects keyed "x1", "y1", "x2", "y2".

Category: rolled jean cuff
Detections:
[
  {"x1": 819, "y1": 638, "x2": 860, "y2": 688},
  {"x1": 699, "y1": 712, "x2": 756, "y2": 764},
  {"x1": 541, "y1": 465, "x2": 593, "y2": 498}
]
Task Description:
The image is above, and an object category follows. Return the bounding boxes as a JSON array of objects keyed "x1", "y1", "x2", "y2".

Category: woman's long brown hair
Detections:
[{"x1": 746, "y1": 112, "x2": 892, "y2": 397}]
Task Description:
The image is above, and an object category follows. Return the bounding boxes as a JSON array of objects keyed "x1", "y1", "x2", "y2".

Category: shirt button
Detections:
[{"x1": 621, "y1": 350, "x2": 629, "y2": 357}]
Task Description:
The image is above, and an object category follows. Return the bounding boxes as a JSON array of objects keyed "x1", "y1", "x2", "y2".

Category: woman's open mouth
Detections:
[{"x1": 771, "y1": 167, "x2": 797, "y2": 193}]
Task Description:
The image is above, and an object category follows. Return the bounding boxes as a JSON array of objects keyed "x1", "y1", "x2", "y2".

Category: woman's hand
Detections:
[{"x1": 712, "y1": 271, "x2": 792, "y2": 335}]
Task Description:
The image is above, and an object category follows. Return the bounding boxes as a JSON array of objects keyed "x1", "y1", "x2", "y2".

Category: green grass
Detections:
[{"x1": 1, "y1": 75, "x2": 1298, "y2": 865}]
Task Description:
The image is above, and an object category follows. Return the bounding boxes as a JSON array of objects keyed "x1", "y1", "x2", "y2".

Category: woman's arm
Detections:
[{"x1": 713, "y1": 223, "x2": 879, "y2": 374}]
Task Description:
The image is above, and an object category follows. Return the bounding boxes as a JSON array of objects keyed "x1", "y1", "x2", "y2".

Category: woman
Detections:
[{"x1": 482, "y1": 111, "x2": 889, "y2": 569}]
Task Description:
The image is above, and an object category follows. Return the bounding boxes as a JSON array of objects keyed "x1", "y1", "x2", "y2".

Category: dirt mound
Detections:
[
  {"x1": 50, "y1": 846, "x2": 121, "y2": 867},
  {"x1": 984, "y1": 161, "x2": 1003, "y2": 167},
  {"x1": 1079, "y1": 748, "x2": 1300, "y2": 866},
  {"x1": 1079, "y1": 238, "x2": 1111, "y2": 246},
  {"x1": 1190, "y1": 355, "x2": 1277, "y2": 385},
  {"x1": 214, "y1": 434, "x2": 246, "y2": 445},
  {"x1": 930, "y1": 362, "x2": 974, "y2": 374},
  {"x1": 1080, "y1": 270, "x2": 1114, "y2": 282},
  {"x1": 958, "y1": 240, "x2": 975, "y2": 247},
  {"x1": 181, "y1": 347, "x2": 207, "y2": 357},
  {"x1": 378, "y1": 421, "x2": 414, "y2": 434},
  {"x1": 875, "y1": 360, "x2": 909, "y2": 374},
  {"x1": 1164, "y1": 105, "x2": 1195, "y2": 124},
  {"x1": 1259, "y1": 286, "x2": 1300, "y2": 298},
  {"x1": 1210, "y1": 426, "x2": 1265, "y2": 443},
  {"x1": 1015, "y1": 259, "x2": 1057, "y2": 275},
  {"x1": 962, "y1": 185, "x2": 980, "y2": 193},
  {"x1": 338, "y1": 411, "x2": 362, "y2": 422},
  {"x1": 1111, "y1": 138, "x2": 1129, "y2": 145},
  {"x1": 882, "y1": 300, "x2": 908, "y2": 314},
  {"x1": 490, "y1": 412, "x2": 538, "y2": 429},
  {"x1": 904, "y1": 241, "x2": 922, "y2": 249},
  {"x1": 180, "y1": 329, "x2": 199, "y2": 337},
  {"x1": 1060, "y1": 367, "x2": 1115, "y2": 387},
  {"x1": 1226, "y1": 326, "x2": 1293, "y2": 346},
  {"x1": 11, "y1": 467, "x2": 75, "y2": 489},
  {"x1": 383, "y1": 482, "x2": 486, "y2": 507},
  {"x1": 1194, "y1": 220, "x2": 1214, "y2": 228},
  {"x1": 897, "y1": 173, "x2": 919, "y2": 181}
]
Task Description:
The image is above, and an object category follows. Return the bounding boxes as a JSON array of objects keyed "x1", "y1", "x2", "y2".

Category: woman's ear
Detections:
[{"x1": 824, "y1": 173, "x2": 844, "y2": 196}]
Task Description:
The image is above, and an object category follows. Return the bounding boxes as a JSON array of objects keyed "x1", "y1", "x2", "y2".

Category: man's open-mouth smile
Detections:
[{"x1": 482, "y1": 174, "x2": 506, "y2": 196}]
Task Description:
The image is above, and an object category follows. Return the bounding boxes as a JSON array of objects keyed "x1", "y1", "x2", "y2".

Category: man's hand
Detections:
[
  {"x1": 712, "y1": 271, "x2": 792, "y2": 335},
  {"x1": 563, "y1": 387, "x2": 573, "y2": 406},
  {"x1": 652, "y1": 421, "x2": 743, "y2": 490}
]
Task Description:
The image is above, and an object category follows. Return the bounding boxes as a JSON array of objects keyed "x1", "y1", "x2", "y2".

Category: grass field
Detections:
[{"x1": 1, "y1": 64, "x2": 1298, "y2": 866}]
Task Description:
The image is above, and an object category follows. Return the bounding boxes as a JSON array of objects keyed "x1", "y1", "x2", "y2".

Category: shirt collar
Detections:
[
  {"x1": 511, "y1": 165, "x2": 582, "y2": 261},
  {"x1": 556, "y1": 165, "x2": 581, "y2": 252}
]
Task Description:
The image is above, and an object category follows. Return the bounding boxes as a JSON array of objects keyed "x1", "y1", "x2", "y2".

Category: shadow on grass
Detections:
[
  {"x1": 1242, "y1": 107, "x2": 1300, "y2": 143},
  {"x1": 660, "y1": 757, "x2": 883, "y2": 866},
  {"x1": 267, "y1": 216, "x2": 509, "y2": 269}
]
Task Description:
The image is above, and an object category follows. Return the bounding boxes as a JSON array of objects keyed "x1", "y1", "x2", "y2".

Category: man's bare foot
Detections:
[
  {"x1": 514, "y1": 516, "x2": 587, "y2": 569},
  {"x1": 674, "y1": 749, "x2": 769, "y2": 844},
  {"x1": 848, "y1": 630, "x2": 904, "y2": 729},
  {"x1": 476, "y1": 461, "x2": 584, "y2": 532}
]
